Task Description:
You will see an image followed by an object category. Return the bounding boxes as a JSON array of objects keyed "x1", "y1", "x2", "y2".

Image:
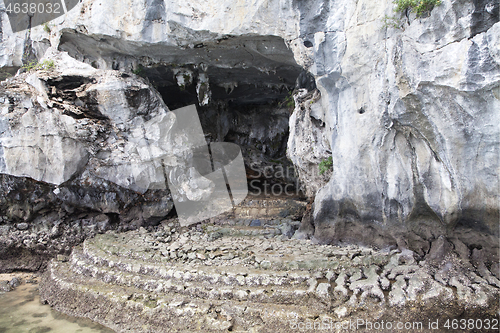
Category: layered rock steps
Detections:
[{"x1": 40, "y1": 219, "x2": 500, "y2": 332}]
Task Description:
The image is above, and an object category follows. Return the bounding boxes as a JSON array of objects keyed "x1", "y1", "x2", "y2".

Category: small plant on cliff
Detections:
[
  {"x1": 280, "y1": 91, "x2": 295, "y2": 111},
  {"x1": 43, "y1": 23, "x2": 51, "y2": 33},
  {"x1": 22, "y1": 60, "x2": 38, "y2": 71},
  {"x1": 394, "y1": 0, "x2": 441, "y2": 16},
  {"x1": 22, "y1": 59, "x2": 55, "y2": 72},
  {"x1": 41, "y1": 60, "x2": 55, "y2": 70},
  {"x1": 318, "y1": 156, "x2": 333, "y2": 175},
  {"x1": 132, "y1": 65, "x2": 144, "y2": 76}
]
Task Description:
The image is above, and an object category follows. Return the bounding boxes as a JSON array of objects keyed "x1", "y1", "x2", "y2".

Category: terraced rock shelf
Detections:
[{"x1": 40, "y1": 212, "x2": 499, "y2": 332}]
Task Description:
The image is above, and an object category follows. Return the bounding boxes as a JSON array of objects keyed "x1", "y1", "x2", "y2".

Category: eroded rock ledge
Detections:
[
  {"x1": 0, "y1": 0, "x2": 498, "y2": 284},
  {"x1": 40, "y1": 220, "x2": 499, "y2": 332}
]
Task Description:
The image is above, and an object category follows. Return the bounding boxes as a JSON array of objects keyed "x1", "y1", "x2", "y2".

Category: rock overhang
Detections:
[{"x1": 56, "y1": 29, "x2": 303, "y2": 105}]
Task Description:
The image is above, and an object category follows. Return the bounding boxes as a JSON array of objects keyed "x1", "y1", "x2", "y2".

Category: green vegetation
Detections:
[
  {"x1": 382, "y1": 15, "x2": 403, "y2": 29},
  {"x1": 43, "y1": 60, "x2": 55, "y2": 69},
  {"x1": 318, "y1": 156, "x2": 333, "y2": 175},
  {"x1": 280, "y1": 91, "x2": 295, "y2": 110},
  {"x1": 393, "y1": 0, "x2": 441, "y2": 16},
  {"x1": 132, "y1": 65, "x2": 144, "y2": 76},
  {"x1": 43, "y1": 23, "x2": 51, "y2": 33},
  {"x1": 22, "y1": 59, "x2": 55, "y2": 72}
]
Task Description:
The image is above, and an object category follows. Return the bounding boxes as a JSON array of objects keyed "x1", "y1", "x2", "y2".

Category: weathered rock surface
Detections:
[
  {"x1": 0, "y1": 51, "x2": 180, "y2": 271},
  {"x1": 288, "y1": 0, "x2": 500, "y2": 262},
  {"x1": 0, "y1": 1, "x2": 498, "y2": 330},
  {"x1": 0, "y1": 0, "x2": 305, "y2": 271},
  {"x1": 0, "y1": 0, "x2": 498, "y2": 270},
  {"x1": 40, "y1": 221, "x2": 499, "y2": 332},
  {"x1": 1, "y1": 64, "x2": 265, "y2": 263}
]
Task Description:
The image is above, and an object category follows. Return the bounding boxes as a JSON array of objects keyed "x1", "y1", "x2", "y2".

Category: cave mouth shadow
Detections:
[
  {"x1": 55, "y1": 30, "x2": 307, "y2": 201},
  {"x1": 144, "y1": 64, "x2": 303, "y2": 202}
]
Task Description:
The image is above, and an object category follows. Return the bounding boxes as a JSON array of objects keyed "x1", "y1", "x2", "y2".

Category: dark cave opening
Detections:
[
  {"x1": 141, "y1": 64, "x2": 305, "y2": 199},
  {"x1": 55, "y1": 30, "x2": 308, "y2": 199}
]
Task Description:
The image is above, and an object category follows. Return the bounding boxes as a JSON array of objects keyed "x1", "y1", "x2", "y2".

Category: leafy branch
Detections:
[
  {"x1": 393, "y1": 0, "x2": 442, "y2": 17},
  {"x1": 280, "y1": 91, "x2": 295, "y2": 110},
  {"x1": 318, "y1": 156, "x2": 333, "y2": 175}
]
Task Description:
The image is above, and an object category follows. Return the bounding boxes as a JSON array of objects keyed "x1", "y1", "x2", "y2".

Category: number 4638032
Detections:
[
  {"x1": 443, "y1": 318, "x2": 498, "y2": 330},
  {"x1": 5, "y1": 2, "x2": 61, "y2": 14}
]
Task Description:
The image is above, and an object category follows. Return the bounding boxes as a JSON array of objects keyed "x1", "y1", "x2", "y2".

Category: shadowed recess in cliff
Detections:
[
  {"x1": 145, "y1": 65, "x2": 301, "y2": 194},
  {"x1": 56, "y1": 29, "x2": 305, "y2": 193},
  {"x1": 471, "y1": 0, "x2": 499, "y2": 37}
]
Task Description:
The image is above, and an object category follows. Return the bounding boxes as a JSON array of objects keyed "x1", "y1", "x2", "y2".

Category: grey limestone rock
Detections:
[
  {"x1": 0, "y1": 0, "x2": 498, "y2": 269},
  {"x1": 291, "y1": 0, "x2": 500, "y2": 263}
]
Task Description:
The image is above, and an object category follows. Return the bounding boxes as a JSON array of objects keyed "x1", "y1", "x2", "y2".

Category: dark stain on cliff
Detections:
[
  {"x1": 295, "y1": 71, "x2": 317, "y2": 92},
  {"x1": 145, "y1": 0, "x2": 166, "y2": 22},
  {"x1": 293, "y1": 0, "x2": 330, "y2": 37},
  {"x1": 465, "y1": 38, "x2": 500, "y2": 90},
  {"x1": 471, "y1": 0, "x2": 500, "y2": 37}
]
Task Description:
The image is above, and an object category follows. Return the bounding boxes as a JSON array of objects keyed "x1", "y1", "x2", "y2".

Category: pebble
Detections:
[
  {"x1": 316, "y1": 283, "x2": 331, "y2": 299},
  {"x1": 250, "y1": 219, "x2": 261, "y2": 227},
  {"x1": 9, "y1": 277, "x2": 21, "y2": 288},
  {"x1": 221, "y1": 253, "x2": 235, "y2": 260},
  {"x1": 0, "y1": 280, "x2": 12, "y2": 292},
  {"x1": 57, "y1": 255, "x2": 69, "y2": 262},
  {"x1": 326, "y1": 271, "x2": 336, "y2": 282},
  {"x1": 260, "y1": 260, "x2": 271, "y2": 269},
  {"x1": 16, "y1": 223, "x2": 29, "y2": 231},
  {"x1": 335, "y1": 307, "x2": 348, "y2": 318}
]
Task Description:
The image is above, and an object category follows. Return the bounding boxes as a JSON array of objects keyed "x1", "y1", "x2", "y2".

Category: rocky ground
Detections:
[
  {"x1": 38, "y1": 213, "x2": 499, "y2": 332},
  {"x1": 0, "y1": 272, "x2": 38, "y2": 293}
]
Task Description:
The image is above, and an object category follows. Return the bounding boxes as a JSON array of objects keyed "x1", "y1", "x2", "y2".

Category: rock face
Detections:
[
  {"x1": 0, "y1": 0, "x2": 499, "y2": 331},
  {"x1": 0, "y1": 0, "x2": 499, "y2": 269},
  {"x1": 0, "y1": 51, "x2": 178, "y2": 270},
  {"x1": 288, "y1": 0, "x2": 500, "y2": 264}
]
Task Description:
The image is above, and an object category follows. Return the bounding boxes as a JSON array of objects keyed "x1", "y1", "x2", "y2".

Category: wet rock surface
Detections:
[
  {"x1": 0, "y1": 273, "x2": 37, "y2": 293},
  {"x1": 0, "y1": 172, "x2": 173, "y2": 272},
  {"x1": 40, "y1": 219, "x2": 499, "y2": 332}
]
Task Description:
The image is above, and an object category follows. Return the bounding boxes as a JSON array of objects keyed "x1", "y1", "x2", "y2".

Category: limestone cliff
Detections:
[
  {"x1": 0, "y1": 0, "x2": 498, "y2": 271},
  {"x1": 290, "y1": 0, "x2": 499, "y2": 264}
]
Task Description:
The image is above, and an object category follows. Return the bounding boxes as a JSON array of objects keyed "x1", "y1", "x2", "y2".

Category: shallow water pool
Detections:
[{"x1": 0, "y1": 276, "x2": 114, "y2": 333}]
